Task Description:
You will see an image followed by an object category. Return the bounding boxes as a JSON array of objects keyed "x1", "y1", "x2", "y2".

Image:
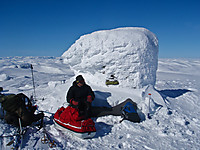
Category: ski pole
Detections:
[
  {"x1": 147, "y1": 93, "x2": 152, "y2": 119},
  {"x1": 0, "y1": 87, "x2": 3, "y2": 92},
  {"x1": 30, "y1": 64, "x2": 37, "y2": 102},
  {"x1": 19, "y1": 118, "x2": 23, "y2": 149}
]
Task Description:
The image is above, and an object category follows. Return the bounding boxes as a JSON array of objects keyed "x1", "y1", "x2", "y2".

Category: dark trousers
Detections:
[{"x1": 90, "y1": 99, "x2": 137, "y2": 117}]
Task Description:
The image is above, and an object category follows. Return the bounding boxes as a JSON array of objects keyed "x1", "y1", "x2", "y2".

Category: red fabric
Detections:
[
  {"x1": 54, "y1": 106, "x2": 96, "y2": 133},
  {"x1": 70, "y1": 98, "x2": 79, "y2": 106},
  {"x1": 87, "y1": 95, "x2": 93, "y2": 103},
  {"x1": 69, "y1": 98, "x2": 74, "y2": 104},
  {"x1": 71, "y1": 100, "x2": 79, "y2": 106},
  {"x1": 60, "y1": 106, "x2": 84, "y2": 121}
]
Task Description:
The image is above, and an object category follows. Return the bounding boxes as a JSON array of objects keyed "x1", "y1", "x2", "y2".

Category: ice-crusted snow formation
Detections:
[{"x1": 62, "y1": 27, "x2": 159, "y2": 88}]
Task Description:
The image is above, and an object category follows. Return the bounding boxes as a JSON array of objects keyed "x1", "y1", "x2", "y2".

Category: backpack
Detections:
[
  {"x1": 0, "y1": 93, "x2": 31, "y2": 114},
  {"x1": 121, "y1": 102, "x2": 141, "y2": 123},
  {"x1": 0, "y1": 93, "x2": 41, "y2": 127},
  {"x1": 105, "y1": 75, "x2": 119, "y2": 85}
]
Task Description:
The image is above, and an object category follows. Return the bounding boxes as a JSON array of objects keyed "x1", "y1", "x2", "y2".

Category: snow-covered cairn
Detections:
[{"x1": 62, "y1": 27, "x2": 158, "y2": 88}]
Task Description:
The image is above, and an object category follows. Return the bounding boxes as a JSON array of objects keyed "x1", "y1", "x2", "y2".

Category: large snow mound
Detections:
[{"x1": 62, "y1": 27, "x2": 159, "y2": 88}]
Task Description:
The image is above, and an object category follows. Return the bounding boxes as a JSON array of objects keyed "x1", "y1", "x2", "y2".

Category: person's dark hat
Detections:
[{"x1": 76, "y1": 75, "x2": 85, "y2": 84}]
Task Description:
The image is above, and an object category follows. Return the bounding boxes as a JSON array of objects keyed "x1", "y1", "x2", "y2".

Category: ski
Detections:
[
  {"x1": 5, "y1": 127, "x2": 28, "y2": 149},
  {"x1": 5, "y1": 133, "x2": 22, "y2": 147},
  {"x1": 10, "y1": 118, "x2": 26, "y2": 149},
  {"x1": 0, "y1": 132, "x2": 20, "y2": 138},
  {"x1": 6, "y1": 138, "x2": 15, "y2": 146},
  {"x1": 4, "y1": 121, "x2": 43, "y2": 149},
  {"x1": 12, "y1": 133, "x2": 22, "y2": 150}
]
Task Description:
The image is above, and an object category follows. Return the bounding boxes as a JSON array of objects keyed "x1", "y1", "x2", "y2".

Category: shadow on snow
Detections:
[{"x1": 157, "y1": 89, "x2": 192, "y2": 99}]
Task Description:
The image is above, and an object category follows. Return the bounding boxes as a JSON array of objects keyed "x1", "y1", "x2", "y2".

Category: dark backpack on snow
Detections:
[
  {"x1": 0, "y1": 93, "x2": 31, "y2": 114},
  {"x1": 0, "y1": 93, "x2": 41, "y2": 127},
  {"x1": 121, "y1": 102, "x2": 141, "y2": 123}
]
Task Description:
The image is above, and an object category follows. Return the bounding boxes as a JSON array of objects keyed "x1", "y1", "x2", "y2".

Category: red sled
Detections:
[{"x1": 53, "y1": 106, "x2": 96, "y2": 139}]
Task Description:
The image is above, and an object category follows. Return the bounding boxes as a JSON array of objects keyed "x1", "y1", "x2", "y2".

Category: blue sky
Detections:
[{"x1": 0, "y1": 0, "x2": 200, "y2": 58}]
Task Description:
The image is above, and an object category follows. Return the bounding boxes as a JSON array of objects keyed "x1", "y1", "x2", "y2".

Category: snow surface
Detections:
[
  {"x1": 62, "y1": 27, "x2": 159, "y2": 89},
  {"x1": 0, "y1": 56, "x2": 200, "y2": 150}
]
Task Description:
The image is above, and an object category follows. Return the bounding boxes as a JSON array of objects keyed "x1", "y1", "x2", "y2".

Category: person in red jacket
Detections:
[{"x1": 67, "y1": 75, "x2": 95, "y2": 118}]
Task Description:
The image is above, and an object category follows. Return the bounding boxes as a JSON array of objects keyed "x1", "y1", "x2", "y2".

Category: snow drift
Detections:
[{"x1": 62, "y1": 27, "x2": 159, "y2": 88}]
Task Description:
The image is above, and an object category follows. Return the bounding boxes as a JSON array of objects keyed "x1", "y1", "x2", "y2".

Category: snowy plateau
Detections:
[
  {"x1": 0, "y1": 57, "x2": 200, "y2": 150},
  {"x1": 0, "y1": 27, "x2": 200, "y2": 150}
]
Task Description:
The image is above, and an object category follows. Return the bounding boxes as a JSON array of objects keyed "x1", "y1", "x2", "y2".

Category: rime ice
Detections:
[{"x1": 62, "y1": 27, "x2": 159, "y2": 88}]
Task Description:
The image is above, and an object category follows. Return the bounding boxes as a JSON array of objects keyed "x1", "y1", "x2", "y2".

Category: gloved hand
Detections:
[
  {"x1": 70, "y1": 99, "x2": 79, "y2": 106},
  {"x1": 87, "y1": 95, "x2": 93, "y2": 103},
  {"x1": 72, "y1": 100, "x2": 79, "y2": 106}
]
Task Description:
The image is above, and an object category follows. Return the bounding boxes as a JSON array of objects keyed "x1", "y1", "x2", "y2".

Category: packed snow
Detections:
[
  {"x1": 62, "y1": 27, "x2": 159, "y2": 89},
  {"x1": 0, "y1": 56, "x2": 200, "y2": 150}
]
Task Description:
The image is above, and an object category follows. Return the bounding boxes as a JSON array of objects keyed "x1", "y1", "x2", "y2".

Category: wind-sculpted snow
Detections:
[{"x1": 62, "y1": 27, "x2": 158, "y2": 88}]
